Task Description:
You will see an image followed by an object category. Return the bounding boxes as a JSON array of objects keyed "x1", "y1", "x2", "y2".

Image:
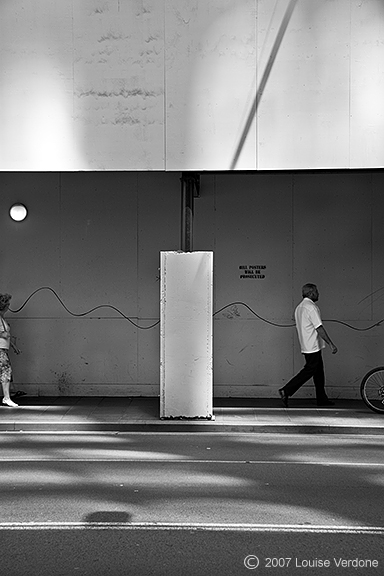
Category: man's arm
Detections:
[{"x1": 316, "y1": 325, "x2": 338, "y2": 354}]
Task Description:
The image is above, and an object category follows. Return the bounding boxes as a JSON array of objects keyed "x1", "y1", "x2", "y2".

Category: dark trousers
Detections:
[{"x1": 283, "y1": 350, "x2": 327, "y2": 400}]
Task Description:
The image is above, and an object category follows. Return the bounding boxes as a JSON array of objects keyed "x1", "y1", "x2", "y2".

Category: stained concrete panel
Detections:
[
  {"x1": 371, "y1": 176, "x2": 384, "y2": 329},
  {"x1": 60, "y1": 172, "x2": 139, "y2": 314},
  {"x1": 136, "y1": 172, "x2": 180, "y2": 388},
  {"x1": 193, "y1": 175, "x2": 216, "y2": 254},
  {"x1": 165, "y1": 0, "x2": 257, "y2": 170},
  {"x1": 350, "y1": 1, "x2": 384, "y2": 168},
  {"x1": 213, "y1": 174, "x2": 293, "y2": 320},
  {"x1": 211, "y1": 173, "x2": 294, "y2": 395},
  {"x1": 292, "y1": 173, "x2": 372, "y2": 321},
  {"x1": 137, "y1": 326, "x2": 160, "y2": 394},
  {"x1": 0, "y1": 173, "x2": 62, "y2": 317},
  {"x1": 10, "y1": 317, "x2": 139, "y2": 394},
  {"x1": 72, "y1": 0, "x2": 165, "y2": 169},
  {"x1": 213, "y1": 319, "x2": 295, "y2": 394},
  {"x1": 258, "y1": 0, "x2": 350, "y2": 169},
  {"x1": 137, "y1": 173, "x2": 180, "y2": 319},
  {"x1": 0, "y1": 1, "x2": 81, "y2": 170}
]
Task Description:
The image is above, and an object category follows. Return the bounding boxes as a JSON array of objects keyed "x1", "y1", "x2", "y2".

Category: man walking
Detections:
[{"x1": 279, "y1": 283, "x2": 338, "y2": 407}]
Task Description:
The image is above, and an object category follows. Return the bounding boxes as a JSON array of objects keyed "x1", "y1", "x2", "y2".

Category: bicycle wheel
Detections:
[{"x1": 360, "y1": 367, "x2": 384, "y2": 414}]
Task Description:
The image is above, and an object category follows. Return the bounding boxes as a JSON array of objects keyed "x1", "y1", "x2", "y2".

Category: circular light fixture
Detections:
[{"x1": 10, "y1": 203, "x2": 28, "y2": 222}]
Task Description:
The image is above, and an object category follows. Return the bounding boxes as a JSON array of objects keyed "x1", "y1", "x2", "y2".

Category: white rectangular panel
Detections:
[
  {"x1": 165, "y1": 0, "x2": 257, "y2": 171},
  {"x1": 160, "y1": 251, "x2": 213, "y2": 418}
]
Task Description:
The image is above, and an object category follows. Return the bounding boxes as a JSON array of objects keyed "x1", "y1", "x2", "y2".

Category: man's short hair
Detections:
[{"x1": 302, "y1": 283, "x2": 317, "y2": 299}]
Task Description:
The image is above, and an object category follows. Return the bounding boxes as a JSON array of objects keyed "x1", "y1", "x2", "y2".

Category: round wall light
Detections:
[{"x1": 10, "y1": 203, "x2": 28, "y2": 222}]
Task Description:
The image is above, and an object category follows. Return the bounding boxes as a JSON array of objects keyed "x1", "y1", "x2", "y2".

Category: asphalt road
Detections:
[{"x1": 0, "y1": 432, "x2": 383, "y2": 575}]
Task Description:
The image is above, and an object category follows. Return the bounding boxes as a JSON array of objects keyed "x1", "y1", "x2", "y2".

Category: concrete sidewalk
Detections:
[{"x1": 0, "y1": 396, "x2": 383, "y2": 434}]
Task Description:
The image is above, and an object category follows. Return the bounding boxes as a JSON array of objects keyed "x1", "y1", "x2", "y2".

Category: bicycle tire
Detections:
[{"x1": 360, "y1": 367, "x2": 384, "y2": 414}]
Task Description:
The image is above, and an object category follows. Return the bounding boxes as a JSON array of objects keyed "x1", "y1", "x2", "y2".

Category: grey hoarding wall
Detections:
[{"x1": 1, "y1": 171, "x2": 384, "y2": 398}]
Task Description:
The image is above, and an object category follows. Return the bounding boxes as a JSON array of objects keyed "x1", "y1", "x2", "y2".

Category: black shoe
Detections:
[
  {"x1": 279, "y1": 388, "x2": 289, "y2": 408},
  {"x1": 317, "y1": 399, "x2": 335, "y2": 407}
]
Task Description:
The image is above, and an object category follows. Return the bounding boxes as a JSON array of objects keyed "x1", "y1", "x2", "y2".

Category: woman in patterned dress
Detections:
[{"x1": 0, "y1": 294, "x2": 21, "y2": 408}]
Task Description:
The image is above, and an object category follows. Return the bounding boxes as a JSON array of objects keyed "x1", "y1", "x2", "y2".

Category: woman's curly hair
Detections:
[{"x1": 0, "y1": 293, "x2": 12, "y2": 312}]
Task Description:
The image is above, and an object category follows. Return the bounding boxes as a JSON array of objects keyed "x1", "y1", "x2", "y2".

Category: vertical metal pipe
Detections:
[{"x1": 181, "y1": 173, "x2": 194, "y2": 252}]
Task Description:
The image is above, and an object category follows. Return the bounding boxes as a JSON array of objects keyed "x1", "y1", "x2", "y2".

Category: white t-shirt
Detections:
[
  {"x1": 295, "y1": 297, "x2": 325, "y2": 354},
  {"x1": 0, "y1": 317, "x2": 10, "y2": 350}
]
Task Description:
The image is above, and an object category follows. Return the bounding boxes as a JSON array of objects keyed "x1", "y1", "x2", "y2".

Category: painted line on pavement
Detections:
[
  {"x1": 0, "y1": 522, "x2": 383, "y2": 534},
  {"x1": 1, "y1": 431, "x2": 383, "y2": 438},
  {"x1": 1, "y1": 458, "x2": 384, "y2": 467}
]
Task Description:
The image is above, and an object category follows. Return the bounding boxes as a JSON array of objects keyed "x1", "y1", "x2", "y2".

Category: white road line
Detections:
[
  {"x1": 1, "y1": 431, "x2": 384, "y2": 438},
  {"x1": 0, "y1": 458, "x2": 383, "y2": 467},
  {"x1": 0, "y1": 522, "x2": 383, "y2": 534}
]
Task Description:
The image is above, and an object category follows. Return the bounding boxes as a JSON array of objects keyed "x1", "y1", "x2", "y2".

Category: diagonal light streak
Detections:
[{"x1": 230, "y1": 0, "x2": 298, "y2": 170}]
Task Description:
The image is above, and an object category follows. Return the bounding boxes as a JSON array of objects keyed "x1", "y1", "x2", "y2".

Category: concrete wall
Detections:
[
  {"x1": 1, "y1": 170, "x2": 384, "y2": 398},
  {"x1": 1, "y1": 0, "x2": 384, "y2": 170},
  {"x1": 1, "y1": 172, "x2": 179, "y2": 395},
  {"x1": 195, "y1": 172, "x2": 384, "y2": 399}
]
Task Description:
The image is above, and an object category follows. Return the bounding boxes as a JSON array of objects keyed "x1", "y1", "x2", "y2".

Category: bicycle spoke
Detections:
[{"x1": 361, "y1": 368, "x2": 384, "y2": 414}]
